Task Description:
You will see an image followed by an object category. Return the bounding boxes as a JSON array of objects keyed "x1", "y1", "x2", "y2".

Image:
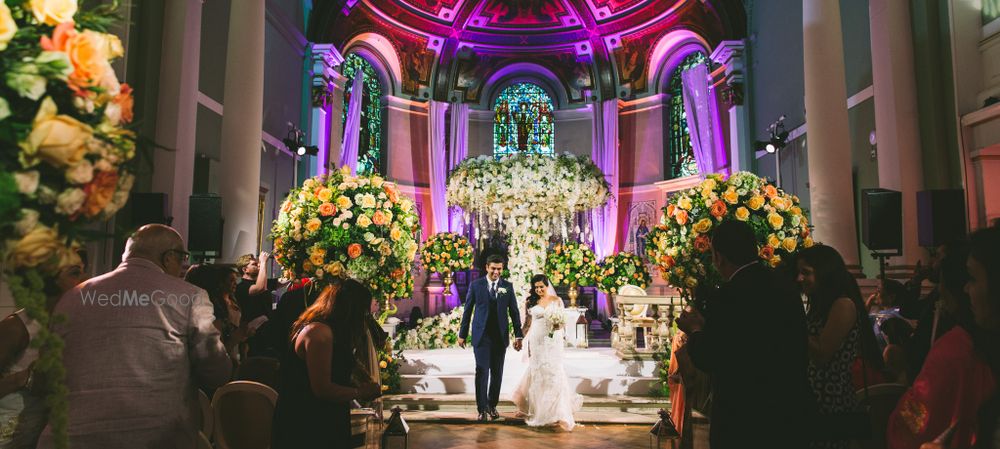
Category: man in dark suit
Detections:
[
  {"x1": 676, "y1": 220, "x2": 811, "y2": 449},
  {"x1": 458, "y1": 254, "x2": 524, "y2": 422}
]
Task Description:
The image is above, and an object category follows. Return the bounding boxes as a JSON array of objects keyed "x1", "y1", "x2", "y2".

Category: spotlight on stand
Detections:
[{"x1": 283, "y1": 125, "x2": 318, "y2": 157}]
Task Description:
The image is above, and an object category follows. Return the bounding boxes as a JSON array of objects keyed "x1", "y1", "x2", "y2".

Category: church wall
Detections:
[
  {"x1": 552, "y1": 109, "x2": 593, "y2": 157},
  {"x1": 385, "y1": 99, "x2": 431, "y2": 187},
  {"x1": 468, "y1": 110, "x2": 494, "y2": 158}
]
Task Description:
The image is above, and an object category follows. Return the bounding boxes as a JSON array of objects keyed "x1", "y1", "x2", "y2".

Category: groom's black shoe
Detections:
[
  {"x1": 478, "y1": 411, "x2": 489, "y2": 422},
  {"x1": 489, "y1": 408, "x2": 500, "y2": 420}
]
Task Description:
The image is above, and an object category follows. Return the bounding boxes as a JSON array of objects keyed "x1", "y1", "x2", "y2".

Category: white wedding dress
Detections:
[{"x1": 511, "y1": 298, "x2": 583, "y2": 430}]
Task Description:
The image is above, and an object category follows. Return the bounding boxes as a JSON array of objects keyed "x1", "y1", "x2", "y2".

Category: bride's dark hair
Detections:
[{"x1": 526, "y1": 274, "x2": 550, "y2": 309}]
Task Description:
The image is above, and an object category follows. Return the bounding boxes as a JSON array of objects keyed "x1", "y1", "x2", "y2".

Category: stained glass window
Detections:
[
  {"x1": 493, "y1": 82, "x2": 555, "y2": 158},
  {"x1": 342, "y1": 53, "x2": 384, "y2": 176},
  {"x1": 667, "y1": 52, "x2": 708, "y2": 179}
]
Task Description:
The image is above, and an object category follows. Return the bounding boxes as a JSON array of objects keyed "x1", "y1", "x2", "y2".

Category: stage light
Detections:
[
  {"x1": 765, "y1": 142, "x2": 777, "y2": 154},
  {"x1": 296, "y1": 146, "x2": 306, "y2": 156}
]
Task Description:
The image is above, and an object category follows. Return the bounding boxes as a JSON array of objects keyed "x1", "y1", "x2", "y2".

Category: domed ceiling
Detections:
[{"x1": 309, "y1": 0, "x2": 745, "y2": 106}]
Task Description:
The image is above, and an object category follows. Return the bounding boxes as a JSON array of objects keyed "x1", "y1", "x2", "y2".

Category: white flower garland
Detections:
[{"x1": 446, "y1": 153, "x2": 610, "y2": 302}]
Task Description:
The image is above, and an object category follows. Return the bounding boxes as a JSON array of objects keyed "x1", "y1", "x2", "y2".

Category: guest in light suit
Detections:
[
  {"x1": 37, "y1": 224, "x2": 232, "y2": 449},
  {"x1": 458, "y1": 254, "x2": 523, "y2": 422}
]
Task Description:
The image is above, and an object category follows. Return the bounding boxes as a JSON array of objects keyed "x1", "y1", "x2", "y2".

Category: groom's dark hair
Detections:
[
  {"x1": 485, "y1": 254, "x2": 505, "y2": 266},
  {"x1": 711, "y1": 220, "x2": 758, "y2": 265}
]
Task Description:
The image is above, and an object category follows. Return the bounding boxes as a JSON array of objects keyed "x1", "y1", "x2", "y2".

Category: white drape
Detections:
[
  {"x1": 448, "y1": 103, "x2": 470, "y2": 232},
  {"x1": 428, "y1": 101, "x2": 450, "y2": 235},
  {"x1": 681, "y1": 64, "x2": 725, "y2": 177},
  {"x1": 590, "y1": 99, "x2": 619, "y2": 319},
  {"x1": 339, "y1": 68, "x2": 364, "y2": 174}
]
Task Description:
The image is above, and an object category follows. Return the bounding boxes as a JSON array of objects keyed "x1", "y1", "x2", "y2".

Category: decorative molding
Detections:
[
  {"x1": 652, "y1": 175, "x2": 701, "y2": 195},
  {"x1": 961, "y1": 102, "x2": 1000, "y2": 127},
  {"x1": 385, "y1": 95, "x2": 430, "y2": 116},
  {"x1": 619, "y1": 93, "x2": 668, "y2": 115},
  {"x1": 552, "y1": 107, "x2": 593, "y2": 121},
  {"x1": 469, "y1": 109, "x2": 494, "y2": 121},
  {"x1": 198, "y1": 91, "x2": 224, "y2": 115},
  {"x1": 310, "y1": 43, "x2": 346, "y2": 108},
  {"x1": 847, "y1": 85, "x2": 874, "y2": 109}
]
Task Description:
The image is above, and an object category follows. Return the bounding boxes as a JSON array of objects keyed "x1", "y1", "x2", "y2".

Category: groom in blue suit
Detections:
[{"x1": 458, "y1": 254, "x2": 523, "y2": 422}]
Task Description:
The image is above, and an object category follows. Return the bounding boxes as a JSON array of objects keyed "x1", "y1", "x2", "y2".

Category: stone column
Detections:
[
  {"x1": 328, "y1": 69, "x2": 348, "y2": 171},
  {"x1": 151, "y1": 0, "x2": 202, "y2": 242},
  {"x1": 803, "y1": 0, "x2": 861, "y2": 267},
  {"x1": 308, "y1": 44, "x2": 345, "y2": 175},
  {"x1": 218, "y1": 0, "x2": 265, "y2": 261},
  {"x1": 710, "y1": 40, "x2": 749, "y2": 174},
  {"x1": 870, "y1": 0, "x2": 925, "y2": 267}
]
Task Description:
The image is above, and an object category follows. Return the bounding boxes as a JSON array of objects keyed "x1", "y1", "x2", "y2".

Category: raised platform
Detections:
[
  {"x1": 398, "y1": 347, "x2": 660, "y2": 396},
  {"x1": 383, "y1": 393, "x2": 671, "y2": 424}
]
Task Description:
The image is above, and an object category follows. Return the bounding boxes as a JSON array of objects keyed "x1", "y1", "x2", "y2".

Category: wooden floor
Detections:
[{"x1": 402, "y1": 422, "x2": 656, "y2": 448}]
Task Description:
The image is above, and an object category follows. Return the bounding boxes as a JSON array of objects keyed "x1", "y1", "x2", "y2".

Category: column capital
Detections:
[
  {"x1": 309, "y1": 43, "x2": 346, "y2": 108},
  {"x1": 710, "y1": 40, "x2": 746, "y2": 85}
]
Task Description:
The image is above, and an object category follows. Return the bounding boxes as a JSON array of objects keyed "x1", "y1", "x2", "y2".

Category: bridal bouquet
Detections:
[
  {"x1": 545, "y1": 307, "x2": 565, "y2": 338},
  {"x1": 271, "y1": 167, "x2": 421, "y2": 306},
  {"x1": 645, "y1": 171, "x2": 811, "y2": 297}
]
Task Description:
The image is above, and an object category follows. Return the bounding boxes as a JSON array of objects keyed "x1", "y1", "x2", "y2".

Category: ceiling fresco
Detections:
[{"x1": 310, "y1": 0, "x2": 745, "y2": 104}]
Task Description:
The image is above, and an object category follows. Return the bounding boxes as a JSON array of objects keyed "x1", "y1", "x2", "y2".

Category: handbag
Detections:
[{"x1": 808, "y1": 310, "x2": 874, "y2": 442}]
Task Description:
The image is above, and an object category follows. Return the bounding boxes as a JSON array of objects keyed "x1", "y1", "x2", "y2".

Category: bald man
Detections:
[{"x1": 38, "y1": 224, "x2": 232, "y2": 449}]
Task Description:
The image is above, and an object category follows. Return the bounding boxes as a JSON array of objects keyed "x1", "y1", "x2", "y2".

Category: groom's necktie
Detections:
[{"x1": 489, "y1": 282, "x2": 496, "y2": 299}]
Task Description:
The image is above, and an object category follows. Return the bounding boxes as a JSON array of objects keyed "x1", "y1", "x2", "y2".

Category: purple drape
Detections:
[
  {"x1": 447, "y1": 103, "x2": 469, "y2": 232},
  {"x1": 339, "y1": 68, "x2": 363, "y2": 174},
  {"x1": 681, "y1": 64, "x2": 727, "y2": 176},
  {"x1": 428, "y1": 101, "x2": 449, "y2": 235},
  {"x1": 590, "y1": 99, "x2": 619, "y2": 318}
]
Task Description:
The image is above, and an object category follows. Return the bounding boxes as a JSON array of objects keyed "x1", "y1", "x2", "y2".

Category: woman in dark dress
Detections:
[{"x1": 271, "y1": 278, "x2": 382, "y2": 449}]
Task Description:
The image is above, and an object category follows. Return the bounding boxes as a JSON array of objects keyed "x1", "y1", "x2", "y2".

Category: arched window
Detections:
[
  {"x1": 666, "y1": 52, "x2": 707, "y2": 179},
  {"x1": 493, "y1": 82, "x2": 555, "y2": 158},
  {"x1": 342, "y1": 53, "x2": 384, "y2": 176}
]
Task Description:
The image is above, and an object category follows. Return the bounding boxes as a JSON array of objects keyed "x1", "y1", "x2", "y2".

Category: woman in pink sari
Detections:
[{"x1": 887, "y1": 231, "x2": 1000, "y2": 449}]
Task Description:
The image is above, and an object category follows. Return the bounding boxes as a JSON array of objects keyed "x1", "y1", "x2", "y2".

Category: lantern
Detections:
[
  {"x1": 381, "y1": 406, "x2": 409, "y2": 449},
  {"x1": 649, "y1": 409, "x2": 679, "y2": 449},
  {"x1": 575, "y1": 311, "x2": 589, "y2": 348}
]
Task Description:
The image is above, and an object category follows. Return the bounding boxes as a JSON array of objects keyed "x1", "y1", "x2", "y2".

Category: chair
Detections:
[
  {"x1": 212, "y1": 381, "x2": 279, "y2": 449},
  {"x1": 854, "y1": 383, "x2": 906, "y2": 449},
  {"x1": 235, "y1": 356, "x2": 281, "y2": 390},
  {"x1": 197, "y1": 389, "x2": 214, "y2": 439}
]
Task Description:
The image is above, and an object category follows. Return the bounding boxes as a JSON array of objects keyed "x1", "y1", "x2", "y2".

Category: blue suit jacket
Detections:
[{"x1": 458, "y1": 277, "x2": 523, "y2": 348}]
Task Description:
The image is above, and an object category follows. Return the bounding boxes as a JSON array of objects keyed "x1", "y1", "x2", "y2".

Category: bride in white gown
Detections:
[{"x1": 511, "y1": 274, "x2": 583, "y2": 430}]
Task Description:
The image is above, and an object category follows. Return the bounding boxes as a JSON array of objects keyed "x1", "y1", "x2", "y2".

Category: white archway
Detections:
[{"x1": 648, "y1": 29, "x2": 712, "y2": 94}]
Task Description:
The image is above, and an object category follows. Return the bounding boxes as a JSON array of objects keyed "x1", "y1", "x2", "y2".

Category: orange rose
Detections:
[
  {"x1": 693, "y1": 234, "x2": 712, "y2": 253},
  {"x1": 709, "y1": 200, "x2": 727, "y2": 219},
  {"x1": 115, "y1": 84, "x2": 134, "y2": 123},
  {"x1": 390, "y1": 268, "x2": 404, "y2": 279},
  {"x1": 759, "y1": 245, "x2": 774, "y2": 260},
  {"x1": 42, "y1": 25, "x2": 116, "y2": 93},
  {"x1": 78, "y1": 170, "x2": 118, "y2": 218},
  {"x1": 318, "y1": 202, "x2": 337, "y2": 217},
  {"x1": 659, "y1": 255, "x2": 675, "y2": 269},
  {"x1": 281, "y1": 201, "x2": 293, "y2": 213},
  {"x1": 347, "y1": 243, "x2": 363, "y2": 259},
  {"x1": 763, "y1": 184, "x2": 778, "y2": 198},
  {"x1": 666, "y1": 204, "x2": 676, "y2": 217},
  {"x1": 384, "y1": 185, "x2": 399, "y2": 203},
  {"x1": 372, "y1": 210, "x2": 388, "y2": 226},
  {"x1": 674, "y1": 210, "x2": 689, "y2": 226}
]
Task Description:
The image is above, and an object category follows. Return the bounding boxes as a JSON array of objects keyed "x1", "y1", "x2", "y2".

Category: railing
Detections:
[{"x1": 611, "y1": 288, "x2": 684, "y2": 359}]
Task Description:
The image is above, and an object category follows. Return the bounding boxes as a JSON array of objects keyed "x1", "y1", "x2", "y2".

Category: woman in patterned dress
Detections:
[{"x1": 796, "y1": 245, "x2": 884, "y2": 449}]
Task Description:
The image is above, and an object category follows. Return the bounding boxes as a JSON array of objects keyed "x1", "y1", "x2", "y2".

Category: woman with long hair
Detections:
[
  {"x1": 511, "y1": 274, "x2": 582, "y2": 430},
  {"x1": 271, "y1": 278, "x2": 382, "y2": 448},
  {"x1": 184, "y1": 264, "x2": 247, "y2": 365},
  {"x1": 889, "y1": 228, "x2": 999, "y2": 449},
  {"x1": 796, "y1": 244, "x2": 884, "y2": 449}
]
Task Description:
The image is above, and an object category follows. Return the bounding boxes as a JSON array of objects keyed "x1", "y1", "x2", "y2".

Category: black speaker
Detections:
[
  {"x1": 130, "y1": 193, "x2": 169, "y2": 226},
  {"x1": 861, "y1": 188, "x2": 902, "y2": 252},
  {"x1": 188, "y1": 194, "x2": 223, "y2": 255},
  {"x1": 917, "y1": 189, "x2": 966, "y2": 247}
]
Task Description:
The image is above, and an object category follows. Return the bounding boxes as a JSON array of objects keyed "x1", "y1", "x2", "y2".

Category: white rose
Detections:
[
  {"x1": 55, "y1": 188, "x2": 86, "y2": 215},
  {"x1": 65, "y1": 159, "x2": 94, "y2": 184},
  {"x1": 104, "y1": 102, "x2": 122, "y2": 126},
  {"x1": 14, "y1": 209, "x2": 40, "y2": 236},
  {"x1": 14, "y1": 171, "x2": 40, "y2": 195},
  {"x1": 37, "y1": 185, "x2": 57, "y2": 204},
  {"x1": 102, "y1": 190, "x2": 129, "y2": 216},
  {"x1": 93, "y1": 158, "x2": 113, "y2": 172}
]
